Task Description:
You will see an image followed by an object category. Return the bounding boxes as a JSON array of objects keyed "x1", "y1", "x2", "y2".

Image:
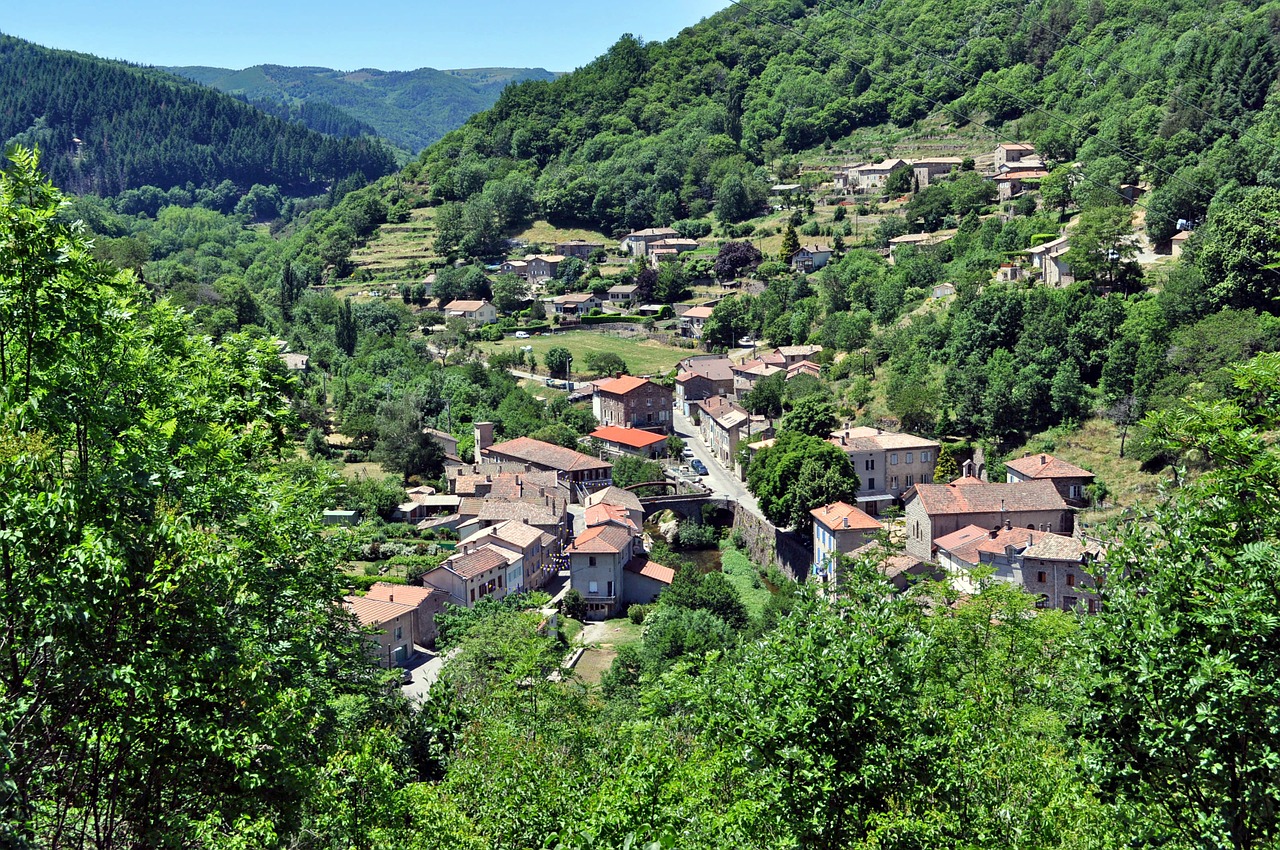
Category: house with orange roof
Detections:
[
  {"x1": 364, "y1": 582, "x2": 449, "y2": 646},
  {"x1": 902, "y1": 478, "x2": 1071, "y2": 560},
  {"x1": 568, "y1": 489, "x2": 674, "y2": 618},
  {"x1": 680, "y1": 305, "x2": 716, "y2": 339},
  {"x1": 475, "y1": 425, "x2": 613, "y2": 502},
  {"x1": 934, "y1": 521, "x2": 1101, "y2": 612},
  {"x1": 444, "y1": 299, "x2": 498, "y2": 325},
  {"x1": 592, "y1": 375, "x2": 673, "y2": 434},
  {"x1": 828, "y1": 426, "x2": 941, "y2": 515},
  {"x1": 422, "y1": 542, "x2": 519, "y2": 607},
  {"x1": 1004, "y1": 452, "x2": 1095, "y2": 507},
  {"x1": 589, "y1": 425, "x2": 669, "y2": 459},
  {"x1": 343, "y1": 594, "x2": 418, "y2": 667},
  {"x1": 811, "y1": 501, "x2": 883, "y2": 580}
]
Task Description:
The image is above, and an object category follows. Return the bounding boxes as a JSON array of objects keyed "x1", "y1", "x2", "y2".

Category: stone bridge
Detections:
[{"x1": 638, "y1": 491, "x2": 736, "y2": 521}]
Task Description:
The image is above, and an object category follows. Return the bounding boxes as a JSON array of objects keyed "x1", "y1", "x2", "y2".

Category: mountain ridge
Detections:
[{"x1": 166, "y1": 62, "x2": 561, "y2": 152}]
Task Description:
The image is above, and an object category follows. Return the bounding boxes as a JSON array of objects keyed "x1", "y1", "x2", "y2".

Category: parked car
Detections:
[
  {"x1": 400, "y1": 667, "x2": 414, "y2": 685},
  {"x1": 681, "y1": 447, "x2": 695, "y2": 459},
  {"x1": 514, "y1": 331, "x2": 530, "y2": 339},
  {"x1": 690, "y1": 458, "x2": 708, "y2": 475}
]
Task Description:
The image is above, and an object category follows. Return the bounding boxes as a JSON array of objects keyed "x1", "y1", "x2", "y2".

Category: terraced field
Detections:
[{"x1": 349, "y1": 206, "x2": 437, "y2": 282}]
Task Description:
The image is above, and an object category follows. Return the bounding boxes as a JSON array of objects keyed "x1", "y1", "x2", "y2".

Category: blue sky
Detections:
[{"x1": 3, "y1": 1, "x2": 729, "y2": 72}]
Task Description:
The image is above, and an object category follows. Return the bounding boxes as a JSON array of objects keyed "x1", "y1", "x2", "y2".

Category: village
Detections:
[{"x1": 330, "y1": 135, "x2": 1140, "y2": 675}]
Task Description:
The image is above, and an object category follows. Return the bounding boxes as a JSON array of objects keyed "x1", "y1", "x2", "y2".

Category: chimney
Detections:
[
  {"x1": 962, "y1": 459, "x2": 975, "y2": 478},
  {"x1": 1040, "y1": 454, "x2": 1047, "y2": 465},
  {"x1": 1003, "y1": 518, "x2": 1011, "y2": 531},
  {"x1": 989, "y1": 527, "x2": 999, "y2": 540},
  {"x1": 843, "y1": 516, "x2": 849, "y2": 528},
  {"x1": 474, "y1": 422, "x2": 495, "y2": 457}
]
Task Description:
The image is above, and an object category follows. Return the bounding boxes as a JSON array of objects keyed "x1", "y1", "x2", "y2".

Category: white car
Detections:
[{"x1": 514, "y1": 331, "x2": 530, "y2": 339}]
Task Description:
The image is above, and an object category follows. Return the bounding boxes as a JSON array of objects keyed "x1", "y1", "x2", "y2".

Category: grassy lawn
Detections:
[
  {"x1": 585, "y1": 617, "x2": 645, "y2": 648},
  {"x1": 720, "y1": 545, "x2": 774, "y2": 617},
  {"x1": 1008, "y1": 417, "x2": 1168, "y2": 525},
  {"x1": 560, "y1": 617, "x2": 584, "y2": 644},
  {"x1": 485, "y1": 330, "x2": 692, "y2": 378},
  {"x1": 512, "y1": 219, "x2": 612, "y2": 248},
  {"x1": 573, "y1": 648, "x2": 617, "y2": 685},
  {"x1": 336, "y1": 460, "x2": 395, "y2": 482}
]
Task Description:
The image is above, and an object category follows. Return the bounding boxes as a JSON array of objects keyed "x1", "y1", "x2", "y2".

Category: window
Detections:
[
  {"x1": 1036, "y1": 571, "x2": 1047, "y2": 583},
  {"x1": 1066, "y1": 573, "x2": 1076, "y2": 587},
  {"x1": 906, "y1": 474, "x2": 913, "y2": 486},
  {"x1": 890, "y1": 453, "x2": 898, "y2": 465},
  {"x1": 607, "y1": 580, "x2": 614, "y2": 597},
  {"x1": 588, "y1": 581, "x2": 598, "y2": 594},
  {"x1": 922, "y1": 473, "x2": 931, "y2": 484},
  {"x1": 498, "y1": 575, "x2": 504, "y2": 588},
  {"x1": 394, "y1": 626, "x2": 403, "y2": 641},
  {"x1": 1088, "y1": 599, "x2": 1098, "y2": 614},
  {"x1": 588, "y1": 556, "x2": 596, "y2": 566},
  {"x1": 905, "y1": 452, "x2": 914, "y2": 464},
  {"x1": 867, "y1": 477, "x2": 875, "y2": 490},
  {"x1": 891, "y1": 476, "x2": 899, "y2": 490},
  {"x1": 1035, "y1": 594, "x2": 1048, "y2": 609},
  {"x1": 921, "y1": 451, "x2": 931, "y2": 463},
  {"x1": 865, "y1": 458, "x2": 875, "y2": 470},
  {"x1": 1063, "y1": 596, "x2": 1078, "y2": 611},
  {"x1": 470, "y1": 588, "x2": 476, "y2": 603}
]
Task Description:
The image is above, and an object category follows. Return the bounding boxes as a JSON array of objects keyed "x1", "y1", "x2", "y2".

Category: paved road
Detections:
[{"x1": 671, "y1": 407, "x2": 760, "y2": 515}]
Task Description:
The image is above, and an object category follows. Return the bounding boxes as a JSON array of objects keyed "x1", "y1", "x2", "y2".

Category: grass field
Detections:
[
  {"x1": 1010, "y1": 417, "x2": 1168, "y2": 524},
  {"x1": 574, "y1": 648, "x2": 617, "y2": 685},
  {"x1": 485, "y1": 330, "x2": 692, "y2": 378},
  {"x1": 719, "y1": 545, "x2": 774, "y2": 617},
  {"x1": 513, "y1": 219, "x2": 612, "y2": 247}
]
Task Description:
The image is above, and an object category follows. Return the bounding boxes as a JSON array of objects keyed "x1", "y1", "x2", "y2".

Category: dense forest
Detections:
[
  {"x1": 421, "y1": 0, "x2": 1280, "y2": 236},
  {"x1": 0, "y1": 34, "x2": 397, "y2": 197},
  {"x1": 170, "y1": 64, "x2": 560, "y2": 153}
]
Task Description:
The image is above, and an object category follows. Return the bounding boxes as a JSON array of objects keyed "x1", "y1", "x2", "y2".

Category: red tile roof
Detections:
[
  {"x1": 1004, "y1": 453, "x2": 1095, "y2": 481},
  {"x1": 682, "y1": 306, "x2": 715, "y2": 320},
  {"x1": 569, "y1": 523, "x2": 633, "y2": 554},
  {"x1": 595, "y1": 375, "x2": 653, "y2": 396},
  {"x1": 444, "y1": 546, "x2": 511, "y2": 579},
  {"x1": 584, "y1": 503, "x2": 637, "y2": 531},
  {"x1": 625, "y1": 557, "x2": 675, "y2": 585},
  {"x1": 811, "y1": 501, "x2": 882, "y2": 531},
  {"x1": 364, "y1": 583, "x2": 439, "y2": 607},
  {"x1": 343, "y1": 595, "x2": 415, "y2": 627},
  {"x1": 908, "y1": 479, "x2": 1067, "y2": 515},
  {"x1": 485, "y1": 437, "x2": 612, "y2": 473},
  {"x1": 590, "y1": 426, "x2": 668, "y2": 449}
]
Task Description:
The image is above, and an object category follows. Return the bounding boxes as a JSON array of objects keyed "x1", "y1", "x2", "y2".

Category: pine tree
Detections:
[{"x1": 780, "y1": 222, "x2": 801, "y2": 262}]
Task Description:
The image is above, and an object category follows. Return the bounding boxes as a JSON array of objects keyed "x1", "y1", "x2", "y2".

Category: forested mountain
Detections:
[
  {"x1": 168, "y1": 63, "x2": 559, "y2": 152},
  {"x1": 0, "y1": 34, "x2": 397, "y2": 197},
  {"x1": 422, "y1": 0, "x2": 1280, "y2": 236}
]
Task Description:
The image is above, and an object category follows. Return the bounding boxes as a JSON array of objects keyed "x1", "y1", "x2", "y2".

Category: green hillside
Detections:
[
  {"x1": 421, "y1": 0, "x2": 1280, "y2": 237},
  {"x1": 0, "y1": 34, "x2": 397, "y2": 197},
  {"x1": 167, "y1": 63, "x2": 559, "y2": 152}
]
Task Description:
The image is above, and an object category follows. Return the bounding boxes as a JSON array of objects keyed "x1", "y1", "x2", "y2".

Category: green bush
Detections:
[
  {"x1": 627, "y1": 603, "x2": 653, "y2": 625},
  {"x1": 562, "y1": 589, "x2": 587, "y2": 620},
  {"x1": 346, "y1": 574, "x2": 407, "y2": 592}
]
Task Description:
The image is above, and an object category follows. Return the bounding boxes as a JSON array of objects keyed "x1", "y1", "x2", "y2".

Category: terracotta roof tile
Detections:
[
  {"x1": 595, "y1": 375, "x2": 653, "y2": 395},
  {"x1": 343, "y1": 595, "x2": 415, "y2": 627},
  {"x1": 590, "y1": 426, "x2": 668, "y2": 449},
  {"x1": 908, "y1": 479, "x2": 1067, "y2": 515},
  {"x1": 569, "y1": 523, "x2": 633, "y2": 554},
  {"x1": 1004, "y1": 453, "x2": 1095, "y2": 481},
  {"x1": 811, "y1": 501, "x2": 883, "y2": 531},
  {"x1": 625, "y1": 557, "x2": 675, "y2": 585},
  {"x1": 485, "y1": 437, "x2": 612, "y2": 473}
]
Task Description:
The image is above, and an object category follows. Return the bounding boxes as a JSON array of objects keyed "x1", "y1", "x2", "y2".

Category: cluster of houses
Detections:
[
  {"x1": 810, "y1": 448, "x2": 1102, "y2": 613},
  {"x1": 342, "y1": 422, "x2": 685, "y2": 661}
]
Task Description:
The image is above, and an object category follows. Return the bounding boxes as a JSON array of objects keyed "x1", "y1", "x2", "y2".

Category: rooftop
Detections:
[
  {"x1": 1004, "y1": 453, "x2": 1095, "y2": 481},
  {"x1": 811, "y1": 501, "x2": 883, "y2": 532},
  {"x1": 486, "y1": 437, "x2": 612, "y2": 473},
  {"x1": 625, "y1": 557, "x2": 675, "y2": 585},
  {"x1": 364, "y1": 583, "x2": 439, "y2": 607},
  {"x1": 590, "y1": 425, "x2": 668, "y2": 449},
  {"x1": 682, "y1": 306, "x2": 715, "y2": 320},
  {"x1": 569, "y1": 523, "x2": 633, "y2": 554},
  {"x1": 445, "y1": 299, "x2": 492, "y2": 312},
  {"x1": 343, "y1": 595, "x2": 415, "y2": 628},
  {"x1": 594, "y1": 375, "x2": 656, "y2": 396},
  {"x1": 907, "y1": 479, "x2": 1068, "y2": 515},
  {"x1": 584, "y1": 485, "x2": 643, "y2": 513},
  {"x1": 828, "y1": 426, "x2": 939, "y2": 453},
  {"x1": 444, "y1": 545, "x2": 512, "y2": 579}
]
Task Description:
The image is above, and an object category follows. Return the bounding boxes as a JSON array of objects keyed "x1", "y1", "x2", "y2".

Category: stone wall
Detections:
[{"x1": 731, "y1": 507, "x2": 813, "y2": 583}]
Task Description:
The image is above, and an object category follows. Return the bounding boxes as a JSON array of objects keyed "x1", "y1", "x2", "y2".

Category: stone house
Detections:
[
  {"x1": 363, "y1": 582, "x2": 449, "y2": 647},
  {"x1": 828, "y1": 426, "x2": 940, "y2": 515},
  {"x1": 526, "y1": 254, "x2": 566, "y2": 282},
  {"x1": 994, "y1": 142, "x2": 1037, "y2": 168},
  {"x1": 551, "y1": 292, "x2": 603, "y2": 315},
  {"x1": 592, "y1": 375, "x2": 673, "y2": 434},
  {"x1": 343, "y1": 595, "x2": 417, "y2": 667},
  {"x1": 772, "y1": 345, "x2": 824, "y2": 367},
  {"x1": 499, "y1": 259, "x2": 529, "y2": 278},
  {"x1": 851, "y1": 158, "x2": 909, "y2": 191},
  {"x1": 620, "y1": 227, "x2": 680, "y2": 257},
  {"x1": 675, "y1": 356, "x2": 736, "y2": 415},
  {"x1": 934, "y1": 522, "x2": 1100, "y2": 613},
  {"x1": 902, "y1": 478, "x2": 1071, "y2": 560},
  {"x1": 476, "y1": 425, "x2": 613, "y2": 502},
  {"x1": 1171, "y1": 230, "x2": 1192, "y2": 258},
  {"x1": 568, "y1": 496, "x2": 673, "y2": 620},
  {"x1": 696, "y1": 395, "x2": 756, "y2": 469},
  {"x1": 1026, "y1": 235, "x2": 1073, "y2": 287},
  {"x1": 555, "y1": 240, "x2": 604, "y2": 260},
  {"x1": 1004, "y1": 453, "x2": 1095, "y2": 507},
  {"x1": 606, "y1": 284, "x2": 639, "y2": 309},
  {"x1": 912, "y1": 157, "x2": 964, "y2": 188}
]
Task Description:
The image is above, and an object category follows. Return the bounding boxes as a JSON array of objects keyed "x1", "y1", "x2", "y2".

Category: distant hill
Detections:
[
  {"x1": 166, "y1": 64, "x2": 560, "y2": 152},
  {"x1": 0, "y1": 34, "x2": 397, "y2": 198}
]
